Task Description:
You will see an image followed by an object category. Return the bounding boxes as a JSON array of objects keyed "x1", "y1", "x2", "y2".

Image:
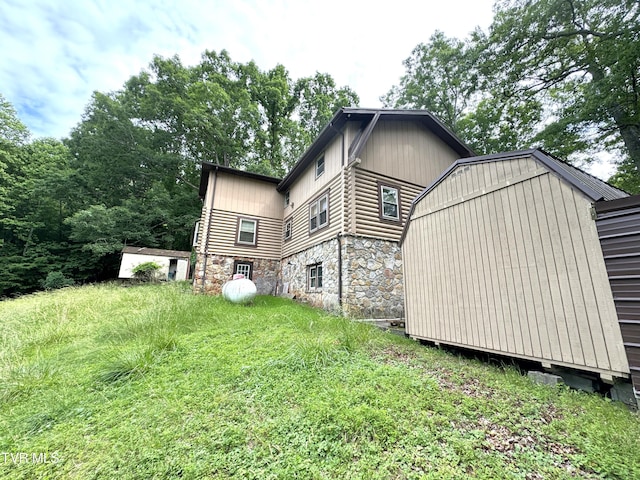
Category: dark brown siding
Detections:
[{"x1": 595, "y1": 195, "x2": 640, "y2": 393}]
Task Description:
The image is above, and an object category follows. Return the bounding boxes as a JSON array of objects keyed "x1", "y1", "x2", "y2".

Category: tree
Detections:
[
  {"x1": 293, "y1": 72, "x2": 359, "y2": 161},
  {"x1": 486, "y1": 0, "x2": 640, "y2": 169},
  {"x1": 381, "y1": 31, "x2": 542, "y2": 155},
  {"x1": 381, "y1": 31, "x2": 479, "y2": 131}
]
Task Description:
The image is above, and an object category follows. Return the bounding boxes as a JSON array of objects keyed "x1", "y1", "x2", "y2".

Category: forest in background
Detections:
[{"x1": 1, "y1": 0, "x2": 638, "y2": 297}]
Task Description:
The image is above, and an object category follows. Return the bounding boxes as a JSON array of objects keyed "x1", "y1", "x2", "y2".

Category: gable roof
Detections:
[
  {"x1": 199, "y1": 162, "x2": 281, "y2": 198},
  {"x1": 121, "y1": 246, "x2": 191, "y2": 259},
  {"x1": 277, "y1": 107, "x2": 476, "y2": 192},
  {"x1": 400, "y1": 149, "x2": 628, "y2": 245}
]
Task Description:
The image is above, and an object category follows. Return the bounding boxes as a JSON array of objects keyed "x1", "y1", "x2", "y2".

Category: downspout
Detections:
[
  {"x1": 200, "y1": 167, "x2": 218, "y2": 292},
  {"x1": 329, "y1": 121, "x2": 345, "y2": 310}
]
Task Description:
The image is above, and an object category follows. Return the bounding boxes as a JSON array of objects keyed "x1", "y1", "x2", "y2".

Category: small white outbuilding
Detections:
[
  {"x1": 118, "y1": 247, "x2": 191, "y2": 281},
  {"x1": 400, "y1": 149, "x2": 630, "y2": 382}
]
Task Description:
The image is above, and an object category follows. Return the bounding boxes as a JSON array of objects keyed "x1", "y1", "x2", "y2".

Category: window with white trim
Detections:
[
  {"x1": 237, "y1": 218, "x2": 257, "y2": 245},
  {"x1": 315, "y1": 155, "x2": 325, "y2": 178},
  {"x1": 284, "y1": 191, "x2": 290, "y2": 207},
  {"x1": 234, "y1": 261, "x2": 253, "y2": 279},
  {"x1": 380, "y1": 185, "x2": 400, "y2": 221},
  {"x1": 308, "y1": 264, "x2": 323, "y2": 290},
  {"x1": 284, "y1": 219, "x2": 292, "y2": 241},
  {"x1": 309, "y1": 193, "x2": 328, "y2": 233}
]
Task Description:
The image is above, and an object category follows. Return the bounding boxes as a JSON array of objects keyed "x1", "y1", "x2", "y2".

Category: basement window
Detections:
[
  {"x1": 233, "y1": 260, "x2": 253, "y2": 280},
  {"x1": 308, "y1": 263, "x2": 323, "y2": 290}
]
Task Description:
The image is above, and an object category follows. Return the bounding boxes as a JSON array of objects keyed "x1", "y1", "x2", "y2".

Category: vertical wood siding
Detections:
[
  {"x1": 214, "y1": 172, "x2": 283, "y2": 219},
  {"x1": 358, "y1": 120, "x2": 459, "y2": 186},
  {"x1": 403, "y1": 158, "x2": 629, "y2": 378}
]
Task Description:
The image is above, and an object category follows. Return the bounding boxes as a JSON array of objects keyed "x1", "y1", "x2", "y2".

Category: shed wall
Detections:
[{"x1": 403, "y1": 159, "x2": 629, "y2": 378}]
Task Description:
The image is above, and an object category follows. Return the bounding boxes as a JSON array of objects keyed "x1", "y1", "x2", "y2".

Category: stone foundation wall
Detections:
[
  {"x1": 194, "y1": 236, "x2": 404, "y2": 319},
  {"x1": 342, "y1": 236, "x2": 404, "y2": 319},
  {"x1": 193, "y1": 254, "x2": 279, "y2": 295},
  {"x1": 280, "y1": 238, "x2": 340, "y2": 313}
]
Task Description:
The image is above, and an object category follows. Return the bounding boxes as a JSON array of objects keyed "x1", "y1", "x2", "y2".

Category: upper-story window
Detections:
[
  {"x1": 379, "y1": 184, "x2": 401, "y2": 222},
  {"x1": 236, "y1": 217, "x2": 258, "y2": 246},
  {"x1": 315, "y1": 155, "x2": 325, "y2": 179},
  {"x1": 284, "y1": 191, "x2": 290, "y2": 207},
  {"x1": 284, "y1": 218, "x2": 292, "y2": 241},
  {"x1": 309, "y1": 192, "x2": 329, "y2": 233},
  {"x1": 192, "y1": 221, "x2": 201, "y2": 247}
]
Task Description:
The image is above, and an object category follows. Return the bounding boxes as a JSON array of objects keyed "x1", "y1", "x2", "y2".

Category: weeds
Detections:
[{"x1": 0, "y1": 283, "x2": 639, "y2": 479}]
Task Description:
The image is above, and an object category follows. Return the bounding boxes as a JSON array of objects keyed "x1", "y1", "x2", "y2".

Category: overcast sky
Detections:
[{"x1": 0, "y1": 0, "x2": 615, "y2": 178}]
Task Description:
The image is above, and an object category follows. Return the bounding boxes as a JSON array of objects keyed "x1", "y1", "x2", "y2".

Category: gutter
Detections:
[{"x1": 328, "y1": 123, "x2": 346, "y2": 311}]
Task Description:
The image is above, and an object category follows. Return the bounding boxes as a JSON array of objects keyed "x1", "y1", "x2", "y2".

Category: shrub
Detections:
[
  {"x1": 42, "y1": 271, "x2": 74, "y2": 290},
  {"x1": 132, "y1": 262, "x2": 161, "y2": 282}
]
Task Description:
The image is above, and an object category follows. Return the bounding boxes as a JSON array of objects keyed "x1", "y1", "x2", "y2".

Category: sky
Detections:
[{"x1": 0, "y1": 0, "x2": 616, "y2": 178}]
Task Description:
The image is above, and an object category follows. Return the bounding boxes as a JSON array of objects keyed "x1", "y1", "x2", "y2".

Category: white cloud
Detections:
[{"x1": 1, "y1": 0, "x2": 497, "y2": 141}]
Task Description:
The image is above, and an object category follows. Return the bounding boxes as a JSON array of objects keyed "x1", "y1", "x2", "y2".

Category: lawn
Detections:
[{"x1": 1, "y1": 283, "x2": 639, "y2": 479}]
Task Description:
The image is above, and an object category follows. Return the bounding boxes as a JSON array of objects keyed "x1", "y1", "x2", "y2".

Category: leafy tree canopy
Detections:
[{"x1": 383, "y1": 0, "x2": 640, "y2": 190}]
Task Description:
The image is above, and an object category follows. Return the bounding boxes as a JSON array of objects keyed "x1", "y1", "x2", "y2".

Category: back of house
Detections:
[{"x1": 194, "y1": 108, "x2": 474, "y2": 317}]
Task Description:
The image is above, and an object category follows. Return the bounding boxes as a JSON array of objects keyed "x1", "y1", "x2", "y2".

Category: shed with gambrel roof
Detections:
[{"x1": 401, "y1": 149, "x2": 631, "y2": 383}]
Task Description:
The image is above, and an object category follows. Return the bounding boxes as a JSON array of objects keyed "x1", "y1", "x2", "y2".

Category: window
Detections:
[
  {"x1": 379, "y1": 184, "x2": 401, "y2": 222},
  {"x1": 315, "y1": 155, "x2": 325, "y2": 178},
  {"x1": 192, "y1": 221, "x2": 201, "y2": 247},
  {"x1": 308, "y1": 264, "x2": 323, "y2": 290},
  {"x1": 236, "y1": 218, "x2": 257, "y2": 245},
  {"x1": 284, "y1": 191, "x2": 290, "y2": 207},
  {"x1": 233, "y1": 260, "x2": 253, "y2": 279},
  {"x1": 284, "y1": 218, "x2": 292, "y2": 241},
  {"x1": 309, "y1": 193, "x2": 328, "y2": 233}
]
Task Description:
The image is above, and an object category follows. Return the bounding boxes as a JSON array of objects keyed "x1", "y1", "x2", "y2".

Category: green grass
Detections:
[{"x1": 1, "y1": 283, "x2": 639, "y2": 479}]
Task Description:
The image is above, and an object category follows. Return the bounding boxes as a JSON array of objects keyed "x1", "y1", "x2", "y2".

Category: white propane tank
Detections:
[{"x1": 222, "y1": 274, "x2": 257, "y2": 304}]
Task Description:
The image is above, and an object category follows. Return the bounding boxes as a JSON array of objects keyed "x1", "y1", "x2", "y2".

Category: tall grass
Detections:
[{"x1": 1, "y1": 283, "x2": 639, "y2": 479}]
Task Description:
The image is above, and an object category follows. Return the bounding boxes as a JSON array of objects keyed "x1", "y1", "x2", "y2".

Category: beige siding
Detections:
[
  {"x1": 282, "y1": 174, "x2": 343, "y2": 258},
  {"x1": 284, "y1": 132, "x2": 343, "y2": 220},
  {"x1": 199, "y1": 170, "x2": 283, "y2": 260},
  {"x1": 358, "y1": 120, "x2": 460, "y2": 186},
  {"x1": 206, "y1": 210, "x2": 282, "y2": 260},
  {"x1": 352, "y1": 168, "x2": 423, "y2": 240},
  {"x1": 403, "y1": 159, "x2": 629, "y2": 378},
  {"x1": 215, "y1": 171, "x2": 283, "y2": 219},
  {"x1": 414, "y1": 156, "x2": 546, "y2": 217}
]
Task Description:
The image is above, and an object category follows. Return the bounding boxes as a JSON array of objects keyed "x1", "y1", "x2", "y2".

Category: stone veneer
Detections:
[
  {"x1": 279, "y1": 235, "x2": 404, "y2": 319},
  {"x1": 280, "y1": 238, "x2": 341, "y2": 313},
  {"x1": 341, "y1": 236, "x2": 404, "y2": 319},
  {"x1": 193, "y1": 254, "x2": 279, "y2": 295},
  {"x1": 195, "y1": 237, "x2": 405, "y2": 319}
]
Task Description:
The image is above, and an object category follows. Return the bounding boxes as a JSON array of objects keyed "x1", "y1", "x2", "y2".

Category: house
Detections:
[
  {"x1": 400, "y1": 149, "x2": 631, "y2": 384},
  {"x1": 119, "y1": 246, "x2": 191, "y2": 281},
  {"x1": 193, "y1": 108, "x2": 474, "y2": 317}
]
